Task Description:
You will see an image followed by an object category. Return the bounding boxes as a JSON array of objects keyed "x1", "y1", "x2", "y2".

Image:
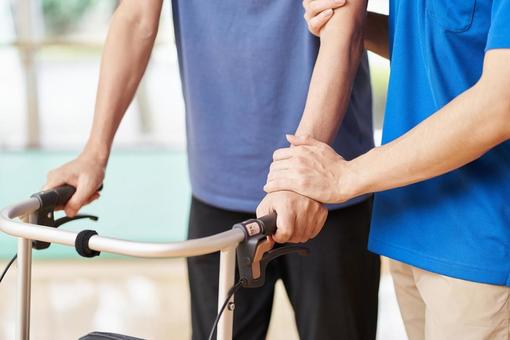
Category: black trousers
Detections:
[{"x1": 187, "y1": 197, "x2": 380, "y2": 340}]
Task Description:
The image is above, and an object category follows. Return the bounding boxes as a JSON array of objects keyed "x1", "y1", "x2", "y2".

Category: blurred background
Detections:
[{"x1": 0, "y1": 0, "x2": 405, "y2": 339}]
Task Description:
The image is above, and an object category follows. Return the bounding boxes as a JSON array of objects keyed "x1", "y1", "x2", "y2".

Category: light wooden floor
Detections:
[{"x1": 0, "y1": 259, "x2": 406, "y2": 340}]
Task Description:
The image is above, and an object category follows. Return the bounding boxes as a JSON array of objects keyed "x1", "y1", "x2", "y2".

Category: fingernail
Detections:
[{"x1": 323, "y1": 9, "x2": 333, "y2": 16}]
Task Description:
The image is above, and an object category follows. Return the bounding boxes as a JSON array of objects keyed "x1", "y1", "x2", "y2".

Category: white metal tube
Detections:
[
  {"x1": 217, "y1": 247, "x2": 237, "y2": 340},
  {"x1": 0, "y1": 197, "x2": 248, "y2": 340},
  {"x1": 0, "y1": 199, "x2": 245, "y2": 258},
  {"x1": 16, "y1": 237, "x2": 32, "y2": 340}
]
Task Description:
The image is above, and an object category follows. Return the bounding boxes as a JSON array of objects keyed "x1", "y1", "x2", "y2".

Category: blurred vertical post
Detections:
[
  {"x1": 137, "y1": 76, "x2": 154, "y2": 137},
  {"x1": 16, "y1": 0, "x2": 41, "y2": 148}
]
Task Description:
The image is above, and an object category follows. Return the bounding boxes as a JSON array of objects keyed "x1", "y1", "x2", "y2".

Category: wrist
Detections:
[
  {"x1": 340, "y1": 152, "x2": 374, "y2": 201},
  {"x1": 81, "y1": 140, "x2": 110, "y2": 166}
]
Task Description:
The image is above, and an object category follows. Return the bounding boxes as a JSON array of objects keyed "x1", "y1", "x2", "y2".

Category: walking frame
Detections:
[{"x1": 0, "y1": 185, "x2": 308, "y2": 340}]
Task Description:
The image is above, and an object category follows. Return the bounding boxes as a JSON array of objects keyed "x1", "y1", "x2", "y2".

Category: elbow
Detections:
[
  {"x1": 479, "y1": 50, "x2": 510, "y2": 140},
  {"x1": 483, "y1": 84, "x2": 510, "y2": 140},
  {"x1": 499, "y1": 97, "x2": 510, "y2": 140},
  {"x1": 135, "y1": 20, "x2": 159, "y2": 41},
  {"x1": 486, "y1": 83, "x2": 510, "y2": 140}
]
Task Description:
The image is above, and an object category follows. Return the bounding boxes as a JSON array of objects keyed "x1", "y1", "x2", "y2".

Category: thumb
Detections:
[
  {"x1": 43, "y1": 170, "x2": 69, "y2": 191},
  {"x1": 43, "y1": 178, "x2": 66, "y2": 191}
]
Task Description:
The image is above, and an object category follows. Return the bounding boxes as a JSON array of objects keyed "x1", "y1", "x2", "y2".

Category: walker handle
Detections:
[
  {"x1": 232, "y1": 212, "x2": 277, "y2": 239},
  {"x1": 52, "y1": 185, "x2": 77, "y2": 207},
  {"x1": 31, "y1": 185, "x2": 76, "y2": 209},
  {"x1": 31, "y1": 184, "x2": 103, "y2": 210},
  {"x1": 259, "y1": 213, "x2": 277, "y2": 236}
]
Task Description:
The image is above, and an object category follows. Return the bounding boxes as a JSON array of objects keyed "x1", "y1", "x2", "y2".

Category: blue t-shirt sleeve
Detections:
[{"x1": 486, "y1": 0, "x2": 510, "y2": 50}]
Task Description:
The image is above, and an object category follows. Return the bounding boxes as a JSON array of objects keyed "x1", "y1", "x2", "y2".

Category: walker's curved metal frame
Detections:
[{"x1": 0, "y1": 197, "x2": 245, "y2": 340}]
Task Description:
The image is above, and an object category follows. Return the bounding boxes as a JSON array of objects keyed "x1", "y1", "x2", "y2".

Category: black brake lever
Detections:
[
  {"x1": 233, "y1": 213, "x2": 310, "y2": 288},
  {"x1": 30, "y1": 185, "x2": 102, "y2": 250},
  {"x1": 32, "y1": 214, "x2": 99, "y2": 250},
  {"x1": 54, "y1": 214, "x2": 98, "y2": 228}
]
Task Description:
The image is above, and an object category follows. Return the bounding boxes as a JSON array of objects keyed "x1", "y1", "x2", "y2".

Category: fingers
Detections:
[
  {"x1": 258, "y1": 193, "x2": 297, "y2": 243},
  {"x1": 286, "y1": 134, "x2": 321, "y2": 147},
  {"x1": 308, "y1": 9, "x2": 333, "y2": 35},
  {"x1": 84, "y1": 192, "x2": 101, "y2": 206},
  {"x1": 256, "y1": 198, "x2": 272, "y2": 218},
  {"x1": 258, "y1": 192, "x2": 328, "y2": 244},
  {"x1": 310, "y1": 208, "x2": 328, "y2": 239},
  {"x1": 64, "y1": 176, "x2": 100, "y2": 217},
  {"x1": 273, "y1": 148, "x2": 294, "y2": 161},
  {"x1": 303, "y1": 0, "x2": 346, "y2": 18},
  {"x1": 44, "y1": 168, "x2": 73, "y2": 191},
  {"x1": 289, "y1": 215, "x2": 308, "y2": 243},
  {"x1": 264, "y1": 177, "x2": 298, "y2": 194},
  {"x1": 273, "y1": 209, "x2": 296, "y2": 244},
  {"x1": 303, "y1": 0, "x2": 345, "y2": 36},
  {"x1": 273, "y1": 145, "x2": 311, "y2": 161}
]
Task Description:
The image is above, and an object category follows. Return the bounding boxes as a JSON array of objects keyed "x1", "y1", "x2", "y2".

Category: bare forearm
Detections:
[
  {"x1": 84, "y1": 1, "x2": 161, "y2": 163},
  {"x1": 350, "y1": 51, "x2": 510, "y2": 196},
  {"x1": 364, "y1": 12, "x2": 389, "y2": 59},
  {"x1": 296, "y1": 2, "x2": 367, "y2": 144}
]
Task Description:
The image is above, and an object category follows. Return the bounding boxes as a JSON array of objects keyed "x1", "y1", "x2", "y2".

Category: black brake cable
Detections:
[
  {"x1": 0, "y1": 254, "x2": 17, "y2": 283},
  {"x1": 207, "y1": 279, "x2": 245, "y2": 340}
]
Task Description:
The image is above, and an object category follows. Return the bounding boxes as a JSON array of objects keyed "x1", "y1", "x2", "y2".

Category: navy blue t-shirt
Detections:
[
  {"x1": 369, "y1": 0, "x2": 510, "y2": 285},
  {"x1": 172, "y1": 0, "x2": 374, "y2": 212}
]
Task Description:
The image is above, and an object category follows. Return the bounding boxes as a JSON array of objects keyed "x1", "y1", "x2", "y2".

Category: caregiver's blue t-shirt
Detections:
[
  {"x1": 369, "y1": 0, "x2": 510, "y2": 285},
  {"x1": 171, "y1": 1, "x2": 373, "y2": 212}
]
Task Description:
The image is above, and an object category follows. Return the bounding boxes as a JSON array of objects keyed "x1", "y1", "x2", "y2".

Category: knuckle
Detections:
[
  {"x1": 47, "y1": 169, "x2": 57, "y2": 179},
  {"x1": 272, "y1": 149, "x2": 281, "y2": 160},
  {"x1": 277, "y1": 232, "x2": 290, "y2": 243},
  {"x1": 67, "y1": 203, "x2": 79, "y2": 213},
  {"x1": 309, "y1": 1, "x2": 320, "y2": 12},
  {"x1": 280, "y1": 225, "x2": 292, "y2": 237},
  {"x1": 297, "y1": 177, "x2": 307, "y2": 187}
]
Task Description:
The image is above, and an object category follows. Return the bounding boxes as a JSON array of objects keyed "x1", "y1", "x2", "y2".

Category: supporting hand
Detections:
[
  {"x1": 265, "y1": 135, "x2": 358, "y2": 204},
  {"x1": 303, "y1": 0, "x2": 346, "y2": 37}
]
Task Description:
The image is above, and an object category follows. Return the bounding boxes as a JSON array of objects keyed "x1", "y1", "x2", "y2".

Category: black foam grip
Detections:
[
  {"x1": 259, "y1": 213, "x2": 277, "y2": 236},
  {"x1": 31, "y1": 185, "x2": 75, "y2": 209},
  {"x1": 32, "y1": 184, "x2": 104, "y2": 210},
  {"x1": 53, "y1": 185, "x2": 77, "y2": 206},
  {"x1": 55, "y1": 184, "x2": 103, "y2": 205},
  {"x1": 75, "y1": 230, "x2": 101, "y2": 258}
]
